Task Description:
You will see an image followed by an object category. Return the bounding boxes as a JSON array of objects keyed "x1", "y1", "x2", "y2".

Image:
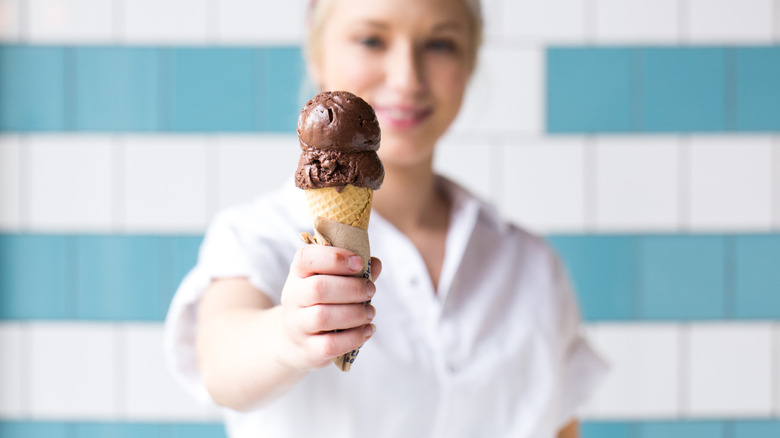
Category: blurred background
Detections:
[{"x1": 0, "y1": 0, "x2": 779, "y2": 437}]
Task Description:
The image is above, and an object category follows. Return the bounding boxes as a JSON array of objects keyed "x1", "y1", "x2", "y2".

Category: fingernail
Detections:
[
  {"x1": 364, "y1": 324, "x2": 376, "y2": 337},
  {"x1": 366, "y1": 281, "x2": 376, "y2": 299},
  {"x1": 349, "y1": 255, "x2": 363, "y2": 272},
  {"x1": 366, "y1": 304, "x2": 375, "y2": 320}
]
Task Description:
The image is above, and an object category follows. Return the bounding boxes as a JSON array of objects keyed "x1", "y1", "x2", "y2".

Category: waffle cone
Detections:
[{"x1": 304, "y1": 185, "x2": 373, "y2": 230}]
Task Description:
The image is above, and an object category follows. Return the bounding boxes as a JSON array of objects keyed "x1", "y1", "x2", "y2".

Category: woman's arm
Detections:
[
  {"x1": 557, "y1": 420, "x2": 579, "y2": 438},
  {"x1": 196, "y1": 245, "x2": 380, "y2": 410}
]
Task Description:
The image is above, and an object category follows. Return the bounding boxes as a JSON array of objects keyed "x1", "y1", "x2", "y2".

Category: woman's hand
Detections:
[{"x1": 275, "y1": 245, "x2": 381, "y2": 370}]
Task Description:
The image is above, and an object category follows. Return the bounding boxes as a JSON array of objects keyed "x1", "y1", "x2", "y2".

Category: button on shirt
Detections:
[{"x1": 164, "y1": 178, "x2": 607, "y2": 438}]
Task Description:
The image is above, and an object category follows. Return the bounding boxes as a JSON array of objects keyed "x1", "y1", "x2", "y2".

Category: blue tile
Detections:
[
  {"x1": 638, "y1": 421, "x2": 724, "y2": 438},
  {"x1": 74, "y1": 422, "x2": 164, "y2": 438},
  {"x1": 161, "y1": 234, "x2": 203, "y2": 307},
  {"x1": 736, "y1": 47, "x2": 780, "y2": 131},
  {"x1": 734, "y1": 235, "x2": 780, "y2": 319},
  {"x1": 0, "y1": 46, "x2": 67, "y2": 131},
  {"x1": 75, "y1": 235, "x2": 166, "y2": 320},
  {"x1": 547, "y1": 235, "x2": 637, "y2": 320},
  {"x1": 734, "y1": 420, "x2": 780, "y2": 438},
  {"x1": 0, "y1": 234, "x2": 74, "y2": 319},
  {"x1": 581, "y1": 422, "x2": 634, "y2": 438},
  {"x1": 638, "y1": 235, "x2": 727, "y2": 320},
  {"x1": 643, "y1": 47, "x2": 727, "y2": 132},
  {"x1": 547, "y1": 47, "x2": 634, "y2": 133},
  {"x1": 0, "y1": 421, "x2": 71, "y2": 438},
  {"x1": 257, "y1": 47, "x2": 306, "y2": 132},
  {"x1": 170, "y1": 48, "x2": 255, "y2": 132},
  {"x1": 166, "y1": 423, "x2": 226, "y2": 438},
  {"x1": 74, "y1": 47, "x2": 161, "y2": 131}
]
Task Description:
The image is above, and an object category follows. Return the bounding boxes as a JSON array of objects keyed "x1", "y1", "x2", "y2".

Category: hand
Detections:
[{"x1": 276, "y1": 245, "x2": 382, "y2": 370}]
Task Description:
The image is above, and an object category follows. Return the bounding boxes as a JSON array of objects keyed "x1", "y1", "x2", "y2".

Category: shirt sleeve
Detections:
[
  {"x1": 552, "y1": 256, "x2": 610, "y2": 429},
  {"x1": 163, "y1": 206, "x2": 292, "y2": 404}
]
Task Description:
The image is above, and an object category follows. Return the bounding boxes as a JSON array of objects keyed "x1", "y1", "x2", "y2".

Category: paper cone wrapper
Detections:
[{"x1": 302, "y1": 185, "x2": 373, "y2": 372}]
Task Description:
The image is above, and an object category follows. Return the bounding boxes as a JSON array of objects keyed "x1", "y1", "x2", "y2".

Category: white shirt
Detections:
[{"x1": 165, "y1": 178, "x2": 607, "y2": 438}]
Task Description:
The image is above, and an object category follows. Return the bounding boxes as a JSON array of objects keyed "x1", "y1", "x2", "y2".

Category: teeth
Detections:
[{"x1": 386, "y1": 108, "x2": 418, "y2": 120}]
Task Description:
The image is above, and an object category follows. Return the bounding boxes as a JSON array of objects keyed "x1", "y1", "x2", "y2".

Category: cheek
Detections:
[
  {"x1": 320, "y1": 51, "x2": 382, "y2": 95},
  {"x1": 430, "y1": 64, "x2": 469, "y2": 115}
]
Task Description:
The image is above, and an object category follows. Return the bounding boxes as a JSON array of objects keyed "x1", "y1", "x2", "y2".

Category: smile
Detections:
[{"x1": 374, "y1": 106, "x2": 433, "y2": 129}]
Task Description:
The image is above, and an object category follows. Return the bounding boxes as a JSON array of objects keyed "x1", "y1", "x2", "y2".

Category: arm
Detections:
[
  {"x1": 196, "y1": 245, "x2": 380, "y2": 410},
  {"x1": 557, "y1": 420, "x2": 579, "y2": 438}
]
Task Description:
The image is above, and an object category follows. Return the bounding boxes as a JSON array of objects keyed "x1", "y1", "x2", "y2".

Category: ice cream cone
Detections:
[
  {"x1": 304, "y1": 185, "x2": 373, "y2": 230},
  {"x1": 303, "y1": 184, "x2": 373, "y2": 372},
  {"x1": 295, "y1": 91, "x2": 383, "y2": 373}
]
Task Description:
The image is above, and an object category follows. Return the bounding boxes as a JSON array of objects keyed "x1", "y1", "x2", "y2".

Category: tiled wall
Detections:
[{"x1": 1, "y1": 0, "x2": 779, "y2": 437}]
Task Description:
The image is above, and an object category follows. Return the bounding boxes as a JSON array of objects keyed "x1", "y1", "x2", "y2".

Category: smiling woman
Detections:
[{"x1": 164, "y1": 0, "x2": 607, "y2": 437}]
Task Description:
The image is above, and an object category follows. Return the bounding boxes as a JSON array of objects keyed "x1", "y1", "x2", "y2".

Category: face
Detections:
[{"x1": 310, "y1": 0, "x2": 475, "y2": 169}]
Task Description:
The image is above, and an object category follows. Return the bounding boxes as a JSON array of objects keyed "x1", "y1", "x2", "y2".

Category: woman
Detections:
[{"x1": 165, "y1": 0, "x2": 606, "y2": 436}]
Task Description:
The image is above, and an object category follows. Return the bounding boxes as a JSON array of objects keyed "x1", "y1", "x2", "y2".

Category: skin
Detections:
[{"x1": 197, "y1": 0, "x2": 579, "y2": 435}]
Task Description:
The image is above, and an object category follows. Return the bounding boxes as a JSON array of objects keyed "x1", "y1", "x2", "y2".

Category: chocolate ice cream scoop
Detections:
[
  {"x1": 295, "y1": 91, "x2": 383, "y2": 190},
  {"x1": 297, "y1": 91, "x2": 381, "y2": 153}
]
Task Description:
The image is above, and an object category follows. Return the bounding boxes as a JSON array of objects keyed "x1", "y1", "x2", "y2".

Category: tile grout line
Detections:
[
  {"x1": 584, "y1": 136, "x2": 598, "y2": 232},
  {"x1": 678, "y1": 322, "x2": 690, "y2": 418},
  {"x1": 18, "y1": 135, "x2": 31, "y2": 232},
  {"x1": 678, "y1": 136, "x2": 691, "y2": 233},
  {"x1": 115, "y1": 324, "x2": 127, "y2": 420},
  {"x1": 678, "y1": 0, "x2": 690, "y2": 45},
  {"x1": 114, "y1": 136, "x2": 126, "y2": 232},
  {"x1": 19, "y1": 322, "x2": 30, "y2": 417}
]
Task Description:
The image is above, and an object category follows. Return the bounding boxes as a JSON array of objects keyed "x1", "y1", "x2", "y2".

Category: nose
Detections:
[{"x1": 386, "y1": 41, "x2": 427, "y2": 96}]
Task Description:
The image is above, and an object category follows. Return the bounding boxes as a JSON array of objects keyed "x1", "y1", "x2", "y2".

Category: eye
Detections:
[
  {"x1": 426, "y1": 38, "x2": 457, "y2": 53},
  {"x1": 358, "y1": 36, "x2": 385, "y2": 50}
]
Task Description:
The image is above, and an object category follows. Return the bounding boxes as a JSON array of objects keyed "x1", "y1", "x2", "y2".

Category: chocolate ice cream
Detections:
[{"x1": 295, "y1": 91, "x2": 384, "y2": 191}]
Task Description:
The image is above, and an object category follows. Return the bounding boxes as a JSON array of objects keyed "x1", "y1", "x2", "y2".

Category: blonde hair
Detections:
[{"x1": 304, "y1": 0, "x2": 483, "y2": 74}]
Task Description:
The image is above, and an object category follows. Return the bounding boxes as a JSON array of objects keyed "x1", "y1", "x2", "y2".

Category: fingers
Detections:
[
  {"x1": 306, "y1": 324, "x2": 376, "y2": 362},
  {"x1": 290, "y1": 275, "x2": 374, "y2": 307},
  {"x1": 295, "y1": 303, "x2": 376, "y2": 333},
  {"x1": 293, "y1": 245, "x2": 365, "y2": 278},
  {"x1": 369, "y1": 257, "x2": 382, "y2": 281}
]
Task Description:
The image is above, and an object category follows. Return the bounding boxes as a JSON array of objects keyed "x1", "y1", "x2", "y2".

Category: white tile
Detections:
[
  {"x1": 28, "y1": 135, "x2": 115, "y2": 231},
  {"x1": 688, "y1": 0, "x2": 774, "y2": 43},
  {"x1": 453, "y1": 47, "x2": 542, "y2": 135},
  {"x1": 773, "y1": 138, "x2": 780, "y2": 229},
  {"x1": 500, "y1": 139, "x2": 585, "y2": 233},
  {"x1": 480, "y1": 0, "x2": 504, "y2": 43},
  {"x1": 0, "y1": 0, "x2": 20, "y2": 41},
  {"x1": 0, "y1": 323, "x2": 23, "y2": 417},
  {"x1": 594, "y1": 0, "x2": 679, "y2": 43},
  {"x1": 29, "y1": 323, "x2": 119, "y2": 419},
  {"x1": 774, "y1": 324, "x2": 780, "y2": 415},
  {"x1": 216, "y1": 0, "x2": 305, "y2": 44},
  {"x1": 123, "y1": 136, "x2": 209, "y2": 232},
  {"x1": 576, "y1": 324, "x2": 603, "y2": 418},
  {"x1": 28, "y1": 0, "x2": 115, "y2": 43},
  {"x1": 775, "y1": 0, "x2": 780, "y2": 42},
  {"x1": 123, "y1": 0, "x2": 209, "y2": 44},
  {"x1": 0, "y1": 135, "x2": 22, "y2": 230},
  {"x1": 501, "y1": 0, "x2": 585, "y2": 42},
  {"x1": 689, "y1": 136, "x2": 773, "y2": 230},
  {"x1": 216, "y1": 135, "x2": 299, "y2": 211},
  {"x1": 586, "y1": 323, "x2": 680, "y2": 418},
  {"x1": 686, "y1": 323, "x2": 773, "y2": 416},
  {"x1": 595, "y1": 137, "x2": 679, "y2": 231},
  {"x1": 122, "y1": 324, "x2": 220, "y2": 420},
  {"x1": 434, "y1": 141, "x2": 495, "y2": 204}
]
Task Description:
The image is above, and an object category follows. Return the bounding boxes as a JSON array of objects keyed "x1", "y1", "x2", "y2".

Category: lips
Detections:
[{"x1": 373, "y1": 105, "x2": 432, "y2": 129}]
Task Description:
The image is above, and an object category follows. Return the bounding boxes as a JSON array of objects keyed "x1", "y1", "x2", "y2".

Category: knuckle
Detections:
[
  {"x1": 309, "y1": 276, "x2": 327, "y2": 303},
  {"x1": 320, "y1": 335, "x2": 341, "y2": 357},
  {"x1": 310, "y1": 305, "x2": 329, "y2": 329}
]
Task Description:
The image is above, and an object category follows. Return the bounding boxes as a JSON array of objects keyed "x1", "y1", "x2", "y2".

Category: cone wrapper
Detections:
[{"x1": 301, "y1": 216, "x2": 371, "y2": 372}]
